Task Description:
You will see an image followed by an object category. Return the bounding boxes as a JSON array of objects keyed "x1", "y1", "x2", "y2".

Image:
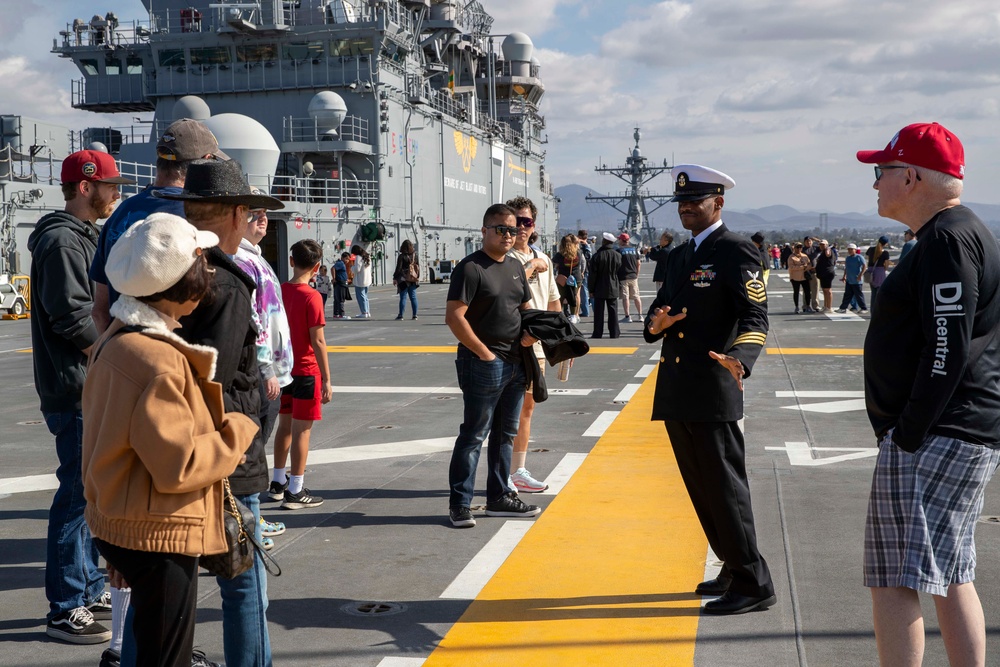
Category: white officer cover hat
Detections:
[{"x1": 670, "y1": 164, "x2": 736, "y2": 202}]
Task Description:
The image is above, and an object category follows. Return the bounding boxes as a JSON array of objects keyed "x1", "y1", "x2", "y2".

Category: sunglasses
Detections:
[
  {"x1": 515, "y1": 216, "x2": 534, "y2": 228},
  {"x1": 487, "y1": 225, "x2": 517, "y2": 237},
  {"x1": 874, "y1": 165, "x2": 921, "y2": 182}
]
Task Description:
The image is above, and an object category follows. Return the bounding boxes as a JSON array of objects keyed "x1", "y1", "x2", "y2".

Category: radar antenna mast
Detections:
[{"x1": 586, "y1": 128, "x2": 672, "y2": 246}]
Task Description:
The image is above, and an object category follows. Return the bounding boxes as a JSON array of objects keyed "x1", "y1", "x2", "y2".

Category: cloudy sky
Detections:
[{"x1": 5, "y1": 0, "x2": 1000, "y2": 212}]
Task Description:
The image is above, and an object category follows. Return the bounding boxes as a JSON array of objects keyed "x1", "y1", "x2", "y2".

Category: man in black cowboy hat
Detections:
[
  {"x1": 642, "y1": 164, "x2": 775, "y2": 615},
  {"x1": 156, "y1": 158, "x2": 284, "y2": 666}
]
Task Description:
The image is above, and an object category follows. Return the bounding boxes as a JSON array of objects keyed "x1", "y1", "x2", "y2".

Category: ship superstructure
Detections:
[{"x1": 1, "y1": 0, "x2": 557, "y2": 280}]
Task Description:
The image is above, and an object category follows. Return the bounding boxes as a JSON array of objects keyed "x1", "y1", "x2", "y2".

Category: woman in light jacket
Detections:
[
  {"x1": 351, "y1": 244, "x2": 373, "y2": 318},
  {"x1": 82, "y1": 213, "x2": 257, "y2": 667},
  {"x1": 786, "y1": 242, "x2": 814, "y2": 314}
]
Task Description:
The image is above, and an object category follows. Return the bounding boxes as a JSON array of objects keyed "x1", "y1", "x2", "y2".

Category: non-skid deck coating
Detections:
[{"x1": 423, "y1": 371, "x2": 706, "y2": 666}]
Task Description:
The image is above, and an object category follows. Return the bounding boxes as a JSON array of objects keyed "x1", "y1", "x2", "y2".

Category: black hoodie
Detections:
[{"x1": 27, "y1": 211, "x2": 100, "y2": 412}]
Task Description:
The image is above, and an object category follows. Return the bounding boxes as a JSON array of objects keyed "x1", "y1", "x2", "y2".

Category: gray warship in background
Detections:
[{"x1": 0, "y1": 0, "x2": 557, "y2": 283}]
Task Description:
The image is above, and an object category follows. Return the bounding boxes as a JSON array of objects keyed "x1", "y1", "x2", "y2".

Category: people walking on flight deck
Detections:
[
  {"x1": 576, "y1": 229, "x2": 593, "y2": 317},
  {"x1": 331, "y1": 253, "x2": 350, "y2": 319},
  {"x1": 802, "y1": 236, "x2": 821, "y2": 312},
  {"x1": 553, "y1": 233, "x2": 583, "y2": 323},
  {"x1": 444, "y1": 203, "x2": 541, "y2": 528},
  {"x1": 899, "y1": 228, "x2": 917, "y2": 261},
  {"x1": 779, "y1": 242, "x2": 792, "y2": 269},
  {"x1": 769, "y1": 244, "x2": 781, "y2": 270},
  {"x1": 835, "y1": 244, "x2": 868, "y2": 313},
  {"x1": 314, "y1": 265, "x2": 332, "y2": 312},
  {"x1": 865, "y1": 236, "x2": 891, "y2": 309},
  {"x1": 351, "y1": 245, "x2": 373, "y2": 318},
  {"x1": 588, "y1": 232, "x2": 622, "y2": 339},
  {"x1": 645, "y1": 231, "x2": 675, "y2": 291},
  {"x1": 30, "y1": 150, "x2": 133, "y2": 645},
  {"x1": 83, "y1": 213, "x2": 256, "y2": 667},
  {"x1": 786, "y1": 243, "x2": 813, "y2": 314},
  {"x1": 393, "y1": 239, "x2": 419, "y2": 320},
  {"x1": 617, "y1": 232, "x2": 642, "y2": 322},
  {"x1": 814, "y1": 239, "x2": 838, "y2": 312},
  {"x1": 506, "y1": 196, "x2": 562, "y2": 493},
  {"x1": 642, "y1": 163, "x2": 775, "y2": 616},
  {"x1": 856, "y1": 122, "x2": 1000, "y2": 666}
]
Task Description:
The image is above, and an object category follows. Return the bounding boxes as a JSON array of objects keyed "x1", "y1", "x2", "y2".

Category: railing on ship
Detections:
[
  {"x1": 282, "y1": 115, "x2": 369, "y2": 143},
  {"x1": 113, "y1": 159, "x2": 377, "y2": 207}
]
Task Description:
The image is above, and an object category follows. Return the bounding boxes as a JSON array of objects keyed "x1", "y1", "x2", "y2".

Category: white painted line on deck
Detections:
[
  {"x1": 3, "y1": 439, "x2": 457, "y2": 498},
  {"x1": 766, "y1": 442, "x2": 877, "y2": 466},
  {"x1": 376, "y1": 658, "x2": 425, "y2": 667},
  {"x1": 0, "y1": 474, "x2": 58, "y2": 495},
  {"x1": 650, "y1": 351, "x2": 661, "y2": 361},
  {"x1": 825, "y1": 310, "x2": 862, "y2": 321},
  {"x1": 0, "y1": 347, "x2": 30, "y2": 354},
  {"x1": 781, "y1": 398, "x2": 866, "y2": 414},
  {"x1": 776, "y1": 391, "x2": 864, "y2": 398},
  {"x1": 583, "y1": 411, "x2": 620, "y2": 437},
  {"x1": 613, "y1": 383, "x2": 641, "y2": 404},
  {"x1": 635, "y1": 364, "x2": 656, "y2": 378},
  {"x1": 540, "y1": 453, "x2": 588, "y2": 495},
  {"x1": 330, "y1": 386, "x2": 593, "y2": 396},
  {"x1": 440, "y1": 521, "x2": 533, "y2": 599}
]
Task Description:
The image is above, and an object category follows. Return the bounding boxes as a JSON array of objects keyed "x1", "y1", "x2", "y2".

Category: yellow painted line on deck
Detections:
[
  {"x1": 326, "y1": 345, "x2": 638, "y2": 355},
  {"x1": 423, "y1": 369, "x2": 705, "y2": 667},
  {"x1": 767, "y1": 347, "x2": 863, "y2": 356}
]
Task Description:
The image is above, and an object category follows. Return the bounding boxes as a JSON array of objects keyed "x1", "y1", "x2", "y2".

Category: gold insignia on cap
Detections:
[
  {"x1": 677, "y1": 173, "x2": 688, "y2": 188},
  {"x1": 82, "y1": 162, "x2": 97, "y2": 177},
  {"x1": 745, "y1": 278, "x2": 767, "y2": 303}
]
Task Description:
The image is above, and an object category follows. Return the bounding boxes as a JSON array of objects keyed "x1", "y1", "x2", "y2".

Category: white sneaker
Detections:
[
  {"x1": 569, "y1": 315, "x2": 579, "y2": 324},
  {"x1": 631, "y1": 314, "x2": 642, "y2": 323},
  {"x1": 511, "y1": 467, "x2": 548, "y2": 493},
  {"x1": 620, "y1": 316, "x2": 631, "y2": 323}
]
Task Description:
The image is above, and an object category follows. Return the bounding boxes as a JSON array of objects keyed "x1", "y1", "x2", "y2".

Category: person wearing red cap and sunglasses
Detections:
[
  {"x1": 858, "y1": 123, "x2": 1000, "y2": 666},
  {"x1": 28, "y1": 150, "x2": 134, "y2": 645}
]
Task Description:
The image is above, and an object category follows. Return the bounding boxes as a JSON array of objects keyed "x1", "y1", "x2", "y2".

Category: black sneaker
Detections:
[
  {"x1": 267, "y1": 478, "x2": 288, "y2": 502},
  {"x1": 485, "y1": 492, "x2": 541, "y2": 518},
  {"x1": 86, "y1": 590, "x2": 112, "y2": 621},
  {"x1": 282, "y1": 488, "x2": 323, "y2": 510},
  {"x1": 45, "y1": 606, "x2": 111, "y2": 644},
  {"x1": 191, "y1": 649, "x2": 222, "y2": 667},
  {"x1": 449, "y1": 506, "x2": 476, "y2": 528},
  {"x1": 99, "y1": 648, "x2": 121, "y2": 667}
]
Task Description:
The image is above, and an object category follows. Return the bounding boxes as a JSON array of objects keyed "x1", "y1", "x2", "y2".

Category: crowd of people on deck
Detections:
[{"x1": 26, "y1": 117, "x2": 1000, "y2": 667}]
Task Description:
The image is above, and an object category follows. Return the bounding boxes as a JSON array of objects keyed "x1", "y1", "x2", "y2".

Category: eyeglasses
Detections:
[
  {"x1": 487, "y1": 225, "x2": 517, "y2": 237},
  {"x1": 874, "y1": 165, "x2": 921, "y2": 182},
  {"x1": 515, "y1": 216, "x2": 534, "y2": 228}
]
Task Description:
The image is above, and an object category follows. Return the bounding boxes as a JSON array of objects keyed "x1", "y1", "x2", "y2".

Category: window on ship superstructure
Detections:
[
  {"x1": 158, "y1": 49, "x2": 185, "y2": 67},
  {"x1": 190, "y1": 47, "x2": 232, "y2": 65},
  {"x1": 81, "y1": 59, "x2": 99, "y2": 76},
  {"x1": 126, "y1": 57, "x2": 143, "y2": 75},
  {"x1": 237, "y1": 44, "x2": 277, "y2": 62},
  {"x1": 282, "y1": 42, "x2": 324, "y2": 61},
  {"x1": 105, "y1": 59, "x2": 121, "y2": 75}
]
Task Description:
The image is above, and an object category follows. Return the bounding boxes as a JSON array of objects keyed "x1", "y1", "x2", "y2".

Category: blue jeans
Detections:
[
  {"x1": 44, "y1": 410, "x2": 104, "y2": 620},
  {"x1": 579, "y1": 279, "x2": 590, "y2": 317},
  {"x1": 398, "y1": 283, "x2": 417, "y2": 317},
  {"x1": 121, "y1": 493, "x2": 271, "y2": 667},
  {"x1": 449, "y1": 347, "x2": 527, "y2": 508},
  {"x1": 355, "y1": 285, "x2": 370, "y2": 316}
]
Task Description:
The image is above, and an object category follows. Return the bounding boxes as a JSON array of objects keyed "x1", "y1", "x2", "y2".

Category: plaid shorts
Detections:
[{"x1": 864, "y1": 432, "x2": 1000, "y2": 596}]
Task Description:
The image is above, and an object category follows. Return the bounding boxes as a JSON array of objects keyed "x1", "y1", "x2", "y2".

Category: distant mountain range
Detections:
[{"x1": 554, "y1": 183, "x2": 1000, "y2": 236}]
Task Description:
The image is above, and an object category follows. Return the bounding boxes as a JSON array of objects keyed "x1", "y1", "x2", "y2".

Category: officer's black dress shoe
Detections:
[
  {"x1": 694, "y1": 576, "x2": 732, "y2": 596},
  {"x1": 702, "y1": 590, "x2": 776, "y2": 615}
]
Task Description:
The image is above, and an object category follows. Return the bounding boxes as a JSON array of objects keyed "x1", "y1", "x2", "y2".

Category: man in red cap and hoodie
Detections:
[
  {"x1": 858, "y1": 123, "x2": 1000, "y2": 666},
  {"x1": 28, "y1": 150, "x2": 133, "y2": 644}
]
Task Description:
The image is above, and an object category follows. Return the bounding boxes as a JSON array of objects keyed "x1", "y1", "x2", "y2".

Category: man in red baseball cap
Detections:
[
  {"x1": 28, "y1": 149, "x2": 133, "y2": 644},
  {"x1": 858, "y1": 123, "x2": 1000, "y2": 665}
]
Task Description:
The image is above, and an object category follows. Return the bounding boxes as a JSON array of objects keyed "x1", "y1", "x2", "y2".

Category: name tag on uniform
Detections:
[{"x1": 690, "y1": 264, "x2": 716, "y2": 287}]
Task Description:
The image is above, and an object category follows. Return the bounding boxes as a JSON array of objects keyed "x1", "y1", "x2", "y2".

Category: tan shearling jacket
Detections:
[{"x1": 82, "y1": 296, "x2": 259, "y2": 556}]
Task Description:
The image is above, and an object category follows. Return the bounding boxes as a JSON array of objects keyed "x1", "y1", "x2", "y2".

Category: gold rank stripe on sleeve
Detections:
[{"x1": 732, "y1": 332, "x2": 767, "y2": 347}]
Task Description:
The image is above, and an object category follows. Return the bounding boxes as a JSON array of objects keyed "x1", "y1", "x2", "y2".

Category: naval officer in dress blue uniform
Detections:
[{"x1": 643, "y1": 164, "x2": 775, "y2": 615}]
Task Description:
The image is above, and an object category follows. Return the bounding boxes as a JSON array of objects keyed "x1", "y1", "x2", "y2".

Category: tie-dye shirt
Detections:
[{"x1": 234, "y1": 239, "x2": 293, "y2": 387}]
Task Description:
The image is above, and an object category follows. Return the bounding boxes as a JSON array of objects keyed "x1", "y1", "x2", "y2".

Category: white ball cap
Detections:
[
  {"x1": 670, "y1": 164, "x2": 736, "y2": 202},
  {"x1": 106, "y1": 212, "x2": 219, "y2": 298}
]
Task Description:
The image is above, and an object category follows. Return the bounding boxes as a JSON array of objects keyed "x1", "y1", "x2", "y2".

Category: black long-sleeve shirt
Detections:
[{"x1": 864, "y1": 205, "x2": 1000, "y2": 452}]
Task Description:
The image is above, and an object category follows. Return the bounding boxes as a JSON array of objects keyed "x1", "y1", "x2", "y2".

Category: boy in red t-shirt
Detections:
[{"x1": 270, "y1": 239, "x2": 333, "y2": 509}]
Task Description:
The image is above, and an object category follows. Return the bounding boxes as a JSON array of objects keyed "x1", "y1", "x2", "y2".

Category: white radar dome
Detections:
[
  {"x1": 173, "y1": 96, "x2": 211, "y2": 121},
  {"x1": 308, "y1": 91, "x2": 348, "y2": 138},
  {"x1": 200, "y1": 113, "x2": 280, "y2": 190},
  {"x1": 501, "y1": 32, "x2": 533, "y2": 63},
  {"x1": 87, "y1": 141, "x2": 109, "y2": 153}
]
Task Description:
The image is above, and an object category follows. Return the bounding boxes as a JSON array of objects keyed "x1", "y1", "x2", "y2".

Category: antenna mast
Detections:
[{"x1": 586, "y1": 127, "x2": 672, "y2": 246}]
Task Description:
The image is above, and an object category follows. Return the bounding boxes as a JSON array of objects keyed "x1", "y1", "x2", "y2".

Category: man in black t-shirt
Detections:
[
  {"x1": 444, "y1": 204, "x2": 541, "y2": 528},
  {"x1": 857, "y1": 123, "x2": 1000, "y2": 665}
]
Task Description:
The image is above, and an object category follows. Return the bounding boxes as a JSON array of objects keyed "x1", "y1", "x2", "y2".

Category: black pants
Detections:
[
  {"x1": 592, "y1": 297, "x2": 619, "y2": 338},
  {"x1": 333, "y1": 284, "x2": 348, "y2": 317},
  {"x1": 663, "y1": 421, "x2": 773, "y2": 598},
  {"x1": 790, "y1": 279, "x2": 810, "y2": 310},
  {"x1": 839, "y1": 283, "x2": 867, "y2": 310},
  {"x1": 94, "y1": 539, "x2": 199, "y2": 667},
  {"x1": 257, "y1": 370, "x2": 281, "y2": 445}
]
